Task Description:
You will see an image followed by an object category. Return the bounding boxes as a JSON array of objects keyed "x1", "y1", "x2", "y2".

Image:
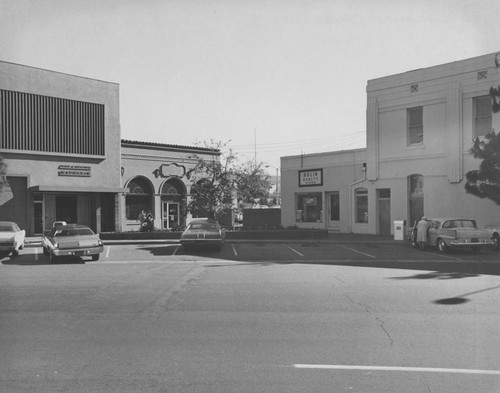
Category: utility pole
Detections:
[{"x1": 254, "y1": 128, "x2": 257, "y2": 169}]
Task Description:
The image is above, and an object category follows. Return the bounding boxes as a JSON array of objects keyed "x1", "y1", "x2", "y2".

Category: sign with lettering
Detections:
[
  {"x1": 58, "y1": 165, "x2": 91, "y2": 177},
  {"x1": 298, "y1": 169, "x2": 323, "y2": 187}
]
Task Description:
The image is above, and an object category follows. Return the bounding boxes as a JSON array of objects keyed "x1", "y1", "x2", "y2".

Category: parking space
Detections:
[{"x1": 1, "y1": 240, "x2": 498, "y2": 267}]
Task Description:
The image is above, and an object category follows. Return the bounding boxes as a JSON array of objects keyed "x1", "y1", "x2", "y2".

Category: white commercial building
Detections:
[{"x1": 281, "y1": 52, "x2": 500, "y2": 234}]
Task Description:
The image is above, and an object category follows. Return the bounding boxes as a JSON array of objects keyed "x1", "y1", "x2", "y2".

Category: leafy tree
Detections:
[
  {"x1": 187, "y1": 141, "x2": 236, "y2": 220},
  {"x1": 234, "y1": 161, "x2": 272, "y2": 208},
  {"x1": 465, "y1": 131, "x2": 500, "y2": 204}
]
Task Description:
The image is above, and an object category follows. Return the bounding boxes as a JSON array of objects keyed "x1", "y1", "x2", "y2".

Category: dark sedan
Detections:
[{"x1": 180, "y1": 219, "x2": 225, "y2": 251}]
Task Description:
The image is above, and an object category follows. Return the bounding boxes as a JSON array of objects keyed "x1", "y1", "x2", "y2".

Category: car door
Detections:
[{"x1": 427, "y1": 220, "x2": 440, "y2": 246}]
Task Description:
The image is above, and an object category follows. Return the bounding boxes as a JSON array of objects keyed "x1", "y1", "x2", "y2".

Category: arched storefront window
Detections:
[
  {"x1": 408, "y1": 174, "x2": 424, "y2": 227},
  {"x1": 125, "y1": 177, "x2": 153, "y2": 220},
  {"x1": 355, "y1": 188, "x2": 368, "y2": 223},
  {"x1": 160, "y1": 178, "x2": 186, "y2": 230}
]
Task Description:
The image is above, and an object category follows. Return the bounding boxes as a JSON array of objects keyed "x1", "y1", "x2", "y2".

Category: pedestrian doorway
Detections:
[
  {"x1": 408, "y1": 175, "x2": 424, "y2": 228},
  {"x1": 162, "y1": 202, "x2": 180, "y2": 230},
  {"x1": 377, "y1": 189, "x2": 391, "y2": 235},
  {"x1": 326, "y1": 191, "x2": 340, "y2": 231},
  {"x1": 56, "y1": 195, "x2": 77, "y2": 223}
]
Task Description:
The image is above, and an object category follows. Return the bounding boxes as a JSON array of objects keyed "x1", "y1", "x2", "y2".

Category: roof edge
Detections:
[{"x1": 121, "y1": 139, "x2": 221, "y2": 155}]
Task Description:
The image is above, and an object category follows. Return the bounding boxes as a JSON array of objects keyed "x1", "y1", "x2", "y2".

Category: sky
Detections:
[{"x1": 1, "y1": 0, "x2": 500, "y2": 173}]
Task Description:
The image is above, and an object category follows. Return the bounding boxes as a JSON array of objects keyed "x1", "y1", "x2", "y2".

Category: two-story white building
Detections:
[
  {"x1": 0, "y1": 61, "x2": 221, "y2": 235},
  {"x1": 281, "y1": 51, "x2": 500, "y2": 234}
]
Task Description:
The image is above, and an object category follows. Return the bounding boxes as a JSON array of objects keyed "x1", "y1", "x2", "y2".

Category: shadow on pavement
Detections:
[{"x1": 1, "y1": 254, "x2": 86, "y2": 265}]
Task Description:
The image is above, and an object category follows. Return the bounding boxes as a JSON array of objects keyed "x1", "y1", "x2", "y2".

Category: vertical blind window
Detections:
[
  {"x1": 0, "y1": 89, "x2": 105, "y2": 155},
  {"x1": 407, "y1": 107, "x2": 423, "y2": 146}
]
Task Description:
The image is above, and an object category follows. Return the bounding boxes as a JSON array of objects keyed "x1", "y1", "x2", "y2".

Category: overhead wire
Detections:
[{"x1": 228, "y1": 131, "x2": 365, "y2": 154}]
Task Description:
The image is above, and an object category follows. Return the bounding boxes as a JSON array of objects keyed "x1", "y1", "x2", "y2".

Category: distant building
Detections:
[
  {"x1": 0, "y1": 61, "x2": 124, "y2": 235},
  {"x1": 0, "y1": 61, "x2": 219, "y2": 235},
  {"x1": 120, "y1": 140, "x2": 219, "y2": 232},
  {"x1": 281, "y1": 52, "x2": 500, "y2": 234}
]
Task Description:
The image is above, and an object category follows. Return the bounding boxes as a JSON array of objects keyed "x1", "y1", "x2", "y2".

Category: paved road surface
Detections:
[{"x1": 1, "y1": 242, "x2": 499, "y2": 392}]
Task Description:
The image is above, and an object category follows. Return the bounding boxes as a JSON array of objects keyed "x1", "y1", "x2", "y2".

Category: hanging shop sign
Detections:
[
  {"x1": 57, "y1": 165, "x2": 91, "y2": 177},
  {"x1": 299, "y1": 168, "x2": 323, "y2": 187}
]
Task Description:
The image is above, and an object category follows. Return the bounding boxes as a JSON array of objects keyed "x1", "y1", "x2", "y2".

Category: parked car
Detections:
[
  {"x1": 409, "y1": 218, "x2": 495, "y2": 253},
  {"x1": 42, "y1": 224, "x2": 104, "y2": 262},
  {"x1": 180, "y1": 219, "x2": 225, "y2": 251},
  {"x1": 0, "y1": 221, "x2": 26, "y2": 257}
]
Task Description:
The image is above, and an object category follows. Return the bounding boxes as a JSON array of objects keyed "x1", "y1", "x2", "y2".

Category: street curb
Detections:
[{"x1": 25, "y1": 237, "x2": 405, "y2": 247}]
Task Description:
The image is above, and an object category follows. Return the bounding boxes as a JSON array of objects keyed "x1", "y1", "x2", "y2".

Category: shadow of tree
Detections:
[{"x1": 433, "y1": 285, "x2": 500, "y2": 306}]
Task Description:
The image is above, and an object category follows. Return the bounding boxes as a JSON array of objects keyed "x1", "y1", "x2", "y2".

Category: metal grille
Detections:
[
  {"x1": 0, "y1": 89, "x2": 105, "y2": 155},
  {"x1": 477, "y1": 71, "x2": 487, "y2": 80}
]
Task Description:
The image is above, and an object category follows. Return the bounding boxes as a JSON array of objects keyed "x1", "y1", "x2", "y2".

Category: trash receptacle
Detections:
[{"x1": 394, "y1": 220, "x2": 406, "y2": 240}]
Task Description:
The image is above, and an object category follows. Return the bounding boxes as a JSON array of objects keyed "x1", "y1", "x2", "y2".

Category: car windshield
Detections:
[
  {"x1": 54, "y1": 228, "x2": 94, "y2": 237},
  {"x1": 189, "y1": 222, "x2": 218, "y2": 230}
]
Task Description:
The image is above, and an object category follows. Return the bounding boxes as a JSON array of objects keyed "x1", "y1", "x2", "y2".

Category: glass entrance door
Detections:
[
  {"x1": 326, "y1": 192, "x2": 340, "y2": 231},
  {"x1": 162, "y1": 202, "x2": 180, "y2": 230}
]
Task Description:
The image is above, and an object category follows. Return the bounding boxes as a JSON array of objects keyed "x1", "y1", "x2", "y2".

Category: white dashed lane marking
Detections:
[
  {"x1": 339, "y1": 245, "x2": 375, "y2": 258},
  {"x1": 293, "y1": 364, "x2": 500, "y2": 375},
  {"x1": 285, "y1": 245, "x2": 304, "y2": 257}
]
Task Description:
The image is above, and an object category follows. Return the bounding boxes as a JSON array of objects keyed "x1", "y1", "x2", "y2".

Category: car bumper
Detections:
[
  {"x1": 449, "y1": 239, "x2": 495, "y2": 247},
  {"x1": 51, "y1": 246, "x2": 104, "y2": 257},
  {"x1": 181, "y1": 239, "x2": 223, "y2": 247}
]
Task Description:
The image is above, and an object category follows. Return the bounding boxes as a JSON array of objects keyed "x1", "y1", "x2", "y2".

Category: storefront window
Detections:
[
  {"x1": 126, "y1": 177, "x2": 153, "y2": 220},
  {"x1": 296, "y1": 193, "x2": 323, "y2": 223},
  {"x1": 355, "y1": 188, "x2": 368, "y2": 223}
]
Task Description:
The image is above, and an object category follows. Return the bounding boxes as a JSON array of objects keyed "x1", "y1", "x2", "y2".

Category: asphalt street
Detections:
[{"x1": 1, "y1": 241, "x2": 499, "y2": 392}]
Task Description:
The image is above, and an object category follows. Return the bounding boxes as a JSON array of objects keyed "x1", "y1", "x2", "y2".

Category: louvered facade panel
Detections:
[{"x1": 0, "y1": 89, "x2": 105, "y2": 156}]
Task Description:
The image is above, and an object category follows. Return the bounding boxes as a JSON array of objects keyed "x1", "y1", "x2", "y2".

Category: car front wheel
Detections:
[
  {"x1": 91, "y1": 254, "x2": 100, "y2": 261},
  {"x1": 437, "y1": 238, "x2": 447, "y2": 253}
]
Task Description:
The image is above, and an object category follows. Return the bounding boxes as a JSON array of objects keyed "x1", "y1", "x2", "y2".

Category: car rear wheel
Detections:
[
  {"x1": 91, "y1": 254, "x2": 100, "y2": 261},
  {"x1": 437, "y1": 238, "x2": 447, "y2": 253}
]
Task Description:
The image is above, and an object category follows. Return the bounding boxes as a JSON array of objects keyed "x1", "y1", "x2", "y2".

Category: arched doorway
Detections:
[
  {"x1": 160, "y1": 178, "x2": 186, "y2": 230},
  {"x1": 408, "y1": 174, "x2": 424, "y2": 227}
]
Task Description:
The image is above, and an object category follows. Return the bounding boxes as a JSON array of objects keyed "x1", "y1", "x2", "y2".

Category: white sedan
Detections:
[{"x1": 0, "y1": 221, "x2": 26, "y2": 257}]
